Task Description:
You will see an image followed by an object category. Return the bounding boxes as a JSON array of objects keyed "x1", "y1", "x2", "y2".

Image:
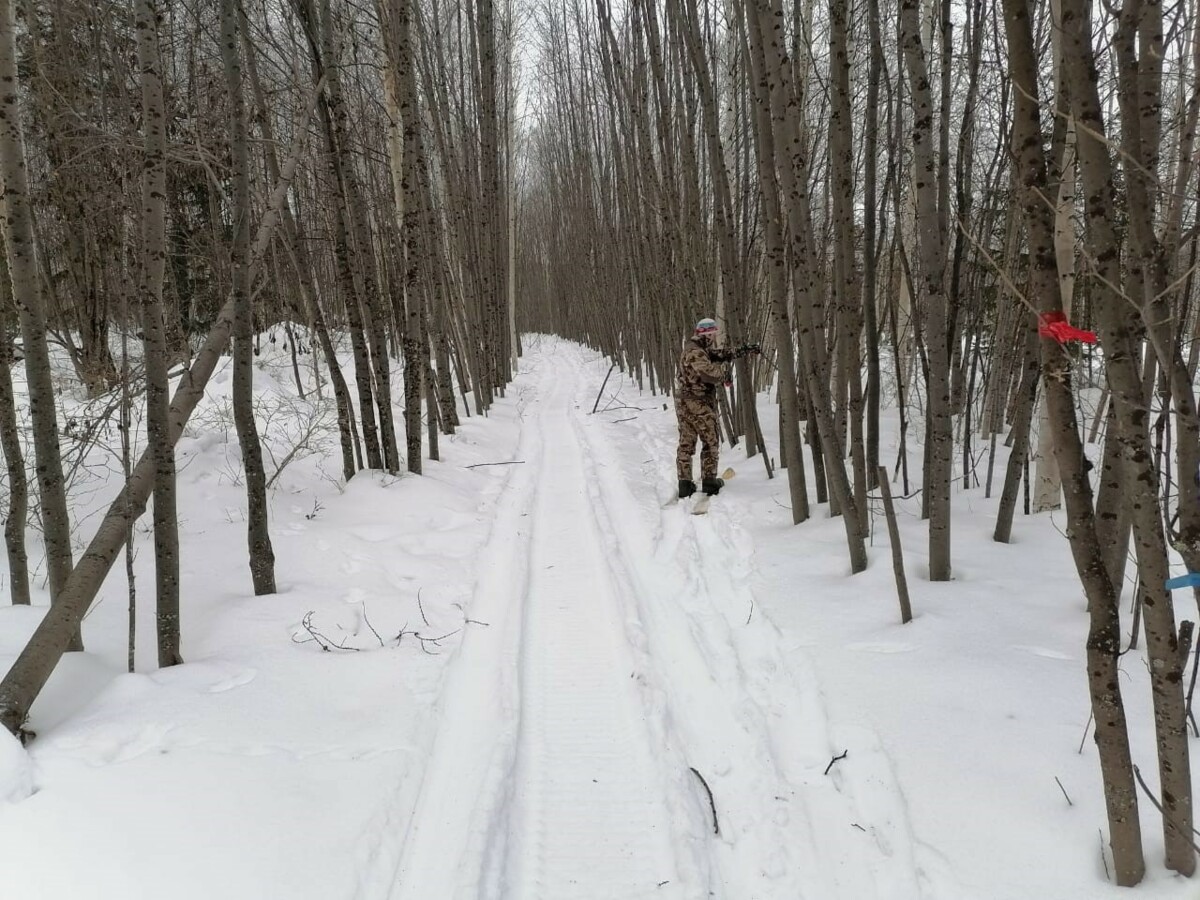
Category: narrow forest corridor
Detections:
[{"x1": 0, "y1": 0, "x2": 1196, "y2": 892}]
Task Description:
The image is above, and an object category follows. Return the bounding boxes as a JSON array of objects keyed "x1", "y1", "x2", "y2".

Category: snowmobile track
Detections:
[
  {"x1": 498, "y1": 363, "x2": 681, "y2": 898},
  {"x1": 389, "y1": 348, "x2": 681, "y2": 900}
]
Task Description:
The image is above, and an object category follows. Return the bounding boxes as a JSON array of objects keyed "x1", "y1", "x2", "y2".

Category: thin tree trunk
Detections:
[
  {"x1": 829, "y1": 0, "x2": 866, "y2": 525},
  {"x1": 387, "y1": 0, "x2": 429, "y2": 474},
  {"x1": 863, "y1": 0, "x2": 884, "y2": 490},
  {"x1": 746, "y1": 0, "x2": 865, "y2": 571},
  {"x1": 738, "y1": 0, "x2": 808, "y2": 521},
  {"x1": 292, "y1": 0, "x2": 384, "y2": 471},
  {"x1": 240, "y1": 35, "x2": 355, "y2": 482},
  {"x1": 137, "y1": 0, "x2": 182, "y2": 665},
  {"x1": 0, "y1": 0, "x2": 76, "y2": 644},
  {"x1": 994, "y1": 322, "x2": 1039, "y2": 544},
  {"x1": 222, "y1": 0, "x2": 276, "y2": 596},
  {"x1": 0, "y1": 250, "x2": 27, "y2": 606},
  {"x1": 1060, "y1": 0, "x2": 1192, "y2": 872},
  {"x1": 899, "y1": 0, "x2": 952, "y2": 581},
  {"x1": 1002, "y1": 0, "x2": 1145, "y2": 881}
]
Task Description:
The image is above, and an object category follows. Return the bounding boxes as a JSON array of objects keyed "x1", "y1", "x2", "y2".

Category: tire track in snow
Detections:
[
  {"x1": 491, "y1": 351, "x2": 683, "y2": 899},
  {"x1": 385, "y1": 363, "x2": 547, "y2": 900},
  {"x1": 569, "y1": 344, "x2": 926, "y2": 898}
]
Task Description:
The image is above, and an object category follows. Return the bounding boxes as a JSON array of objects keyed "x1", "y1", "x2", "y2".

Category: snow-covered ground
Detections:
[{"x1": 0, "y1": 334, "x2": 1197, "y2": 898}]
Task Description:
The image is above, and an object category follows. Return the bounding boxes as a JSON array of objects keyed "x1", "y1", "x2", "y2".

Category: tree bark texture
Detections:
[
  {"x1": 899, "y1": 0, "x2": 952, "y2": 581},
  {"x1": 1003, "y1": 0, "x2": 1146, "y2": 882},
  {"x1": 136, "y1": 0, "x2": 182, "y2": 665},
  {"x1": 1060, "y1": 0, "x2": 1192, "y2": 874},
  {"x1": 0, "y1": 0, "x2": 77, "y2": 643},
  {"x1": 0, "y1": 249, "x2": 27, "y2": 605}
]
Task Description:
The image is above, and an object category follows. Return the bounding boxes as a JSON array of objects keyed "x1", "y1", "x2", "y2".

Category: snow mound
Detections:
[{"x1": 0, "y1": 728, "x2": 32, "y2": 803}]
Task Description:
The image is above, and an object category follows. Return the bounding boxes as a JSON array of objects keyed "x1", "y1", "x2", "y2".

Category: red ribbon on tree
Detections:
[{"x1": 1038, "y1": 311, "x2": 1097, "y2": 344}]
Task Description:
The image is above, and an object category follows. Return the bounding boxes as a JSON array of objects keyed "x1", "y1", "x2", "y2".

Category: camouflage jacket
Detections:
[{"x1": 676, "y1": 338, "x2": 728, "y2": 403}]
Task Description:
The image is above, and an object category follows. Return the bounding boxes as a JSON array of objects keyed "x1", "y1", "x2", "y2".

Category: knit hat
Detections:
[{"x1": 694, "y1": 318, "x2": 718, "y2": 335}]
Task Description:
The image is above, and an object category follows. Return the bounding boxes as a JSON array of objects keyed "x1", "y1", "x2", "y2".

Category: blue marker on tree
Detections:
[{"x1": 1165, "y1": 573, "x2": 1200, "y2": 591}]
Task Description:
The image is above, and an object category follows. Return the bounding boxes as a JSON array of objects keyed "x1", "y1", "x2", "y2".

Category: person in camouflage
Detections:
[{"x1": 676, "y1": 318, "x2": 730, "y2": 498}]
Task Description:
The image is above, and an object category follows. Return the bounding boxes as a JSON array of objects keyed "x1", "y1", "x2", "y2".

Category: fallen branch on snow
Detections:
[
  {"x1": 1055, "y1": 776, "x2": 1073, "y2": 806},
  {"x1": 293, "y1": 611, "x2": 362, "y2": 652},
  {"x1": 1077, "y1": 712, "x2": 1093, "y2": 754},
  {"x1": 689, "y1": 767, "x2": 719, "y2": 835},
  {"x1": 397, "y1": 626, "x2": 461, "y2": 654},
  {"x1": 591, "y1": 363, "x2": 616, "y2": 414},
  {"x1": 824, "y1": 750, "x2": 849, "y2": 775}
]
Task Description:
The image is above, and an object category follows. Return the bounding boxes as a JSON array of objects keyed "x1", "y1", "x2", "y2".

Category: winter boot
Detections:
[
  {"x1": 678, "y1": 479, "x2": 697, "y2": 499},
  {"x1": 702, "y1": 476, "x2": 724, "y2": 496}
]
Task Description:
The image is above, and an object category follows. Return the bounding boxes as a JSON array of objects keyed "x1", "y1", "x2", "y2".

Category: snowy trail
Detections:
[
  {"x1": 390, "y1": 340, "x2": 921, "y2": 899},
  {"x1": 496, "y1": 359, "x2": 681, "y2": 898},
  {"x1": 388, "y1": 347, "x2": 683, "y2": 899},
  {"x1": 386, "y1": 369, "x2": 543, "y2": 900}
]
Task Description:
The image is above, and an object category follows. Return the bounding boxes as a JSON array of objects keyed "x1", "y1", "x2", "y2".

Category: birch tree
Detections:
[
  {"x1": 136, "y1": 0, "x2": 183, "y2": 664},
  {"x1": 222, "y1": 0, "x2": 276, "y2": 596},
  {"x1": 1003, "y1": 0, "x2": 1144, "y2": 880},
  {"x1": 0, "y1": 0, "x2": 76, "y2": 644},
  {"x1": 899, "y1": 0, "x2": 952, "y2": 581}
]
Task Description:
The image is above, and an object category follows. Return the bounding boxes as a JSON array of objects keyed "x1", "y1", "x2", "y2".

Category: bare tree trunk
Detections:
[
  {"x1": 829, "y1": 0, "x2": 866, "y2": 525},
  {"x1": 1033, "y1": 0, "x2": 1074, "y2": 513},
  {"x1": 121, "y1": 283, "x2": 136, "y2": 673},
  {"x1": 478, "y1": 0, "x2": 506, "y2": 393},
  {"x1": 240, "y1": 33, "x2": 356, "y2": 483},
  {"x1": 222, "y1": 0, "x2": 276, "y2": 596},
  {"x1": 900, "y1": 0, "x2": 952, "y2": 581},
  {"x1": 320, "y1": 0, "x2": 401, "y2": 474},
  {"x1": 384, "y1": 0, "x2": 429, "y2": 474},
  {"x1": 292, "y1": 0, "x2": 384, "y2": 471},
  {"x1": 137, "y1": 0, "x2": 182, "y2": 665},
  {"x1": 745, "y1": 0, "x2": 866, "y2": 571},
  {"x1": 993, "y1": 322, "x2": 1038, "y2": 544},
  {"x1": 738, "y1": 0, "x2": 808, "y2": 521},
  {"x1": 862, "y1": 0, "x2": 884, "y2": 490},
  {"x1": 0, "y1": 250, "x2": 27, "y2": 606},
  {"x1": 1060, "y1": 0, "x2": 1193, "y2": 873},
  {"x1": 1002, "y1": 0, "x2": 1145, "y2": 882},
  {"x1": 0, "y1": 0, "x2": 76, "y2": 644}
]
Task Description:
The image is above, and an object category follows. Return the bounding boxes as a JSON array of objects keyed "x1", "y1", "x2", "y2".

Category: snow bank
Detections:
[{"x1": 0, "y1": 332, "x2": 527, "y2": 898}]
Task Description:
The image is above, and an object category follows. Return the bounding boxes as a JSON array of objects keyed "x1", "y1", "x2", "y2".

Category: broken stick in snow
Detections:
[
  {"x1": 689, "y1": 767, "x2": 719, "y2": 835},
  {"x1": 591, "y1": 363, "x2": 616, "y2": 414},
  {"x1": 1055, "y1": 776, "x2": 1073, "y2": 806},
  {"x1": 824, "y1": 749, "x2": 849, "y2": 775}
]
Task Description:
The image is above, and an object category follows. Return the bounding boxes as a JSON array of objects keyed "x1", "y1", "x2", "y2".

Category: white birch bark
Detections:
[{"x1": 1033, "y1": 0, "x2": 1076, "y2": 513}]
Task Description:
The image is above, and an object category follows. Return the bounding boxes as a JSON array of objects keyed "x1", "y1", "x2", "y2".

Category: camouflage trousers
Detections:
[{"x1": 676, "y1": 397, "x2": 719, "y2": 481}]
